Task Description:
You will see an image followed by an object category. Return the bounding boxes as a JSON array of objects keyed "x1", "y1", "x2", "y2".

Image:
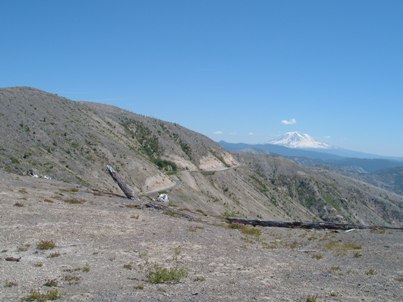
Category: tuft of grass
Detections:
[
  {"x1": 48, "y1": 252, "x2": 61, "y2": 258},
  {"x1": 21, "y1": 289, "x2": 61, "y2": 301},
  {"x1": 396, "y1": 274, "x2": 403, "y2": 282},
  {"x1": 14, "y1": 202, "x2": 25, "y2": 207},
  {"x1": 37, "y1": 240, "x2": 56, "y2": 250},
  {"x1": 123, "y1": 264, "x2": 133, "y2": 270},
  {"x1": 64, "y1": 198, "x2": 86, "y2": 204},
  {"x1": 146, "y1": 263, "x2": 188, "y2": 284},
  {"x1": 34, "y1": 262, "x2": 43, "y2": 267},
  {"x1": 329, "y1": 290, "x2": 337, "y2": 297},
  {"x1": 353, "y1": 251, "x2": 362, "y2": 258},
  {"x1": 329, "y1": 265, "x2": 341, "y2": 272},
  {"x1": 306, "y1": 295, "x2": 318, "y2": 302},
  {"x1": 370, "y1": 228, "x2": 385, "y2": 234},
  {"x1": 17, "y1": 244, "x2": 31, "y2": 252},
  {"x1": 193, "y1": 276, "x2": 206, "y2": 282},
  {"x1": 82, "y1": 265, "x2": 90, "y2": 272},
  {"x1": 325, "y1": 241, "x2": 361, "y2": 255},
  {"x1": 312, "y1": 254, "x2": 323, "y2": 260},
  {"x1": 188, "y1": 225, "x2": 204, "y2": 232},
  {"x1": 5, "y1": 280, "x2": 18, "y2": 287},
  {"x1": 366, "y1": 268, "x2": 377, "y2": 275},
  {"x1": 44, "y1": 279, "x2": 58, "y2": 287},
  {"x1": 134, "y1": 284, "x2": 144, "y2": 290},
  {"x1": 43, "y1": 199, "x2": 54, "y2": 203},
  {"x1": 18, "y1": 189, "x2": 28, "y2": 194},
  {"x1": 63, "y1": 275, "x2": 80, "y2": 285},
  {"x1": 228, "y1": 224, "x2": 261, "y2": 237}
]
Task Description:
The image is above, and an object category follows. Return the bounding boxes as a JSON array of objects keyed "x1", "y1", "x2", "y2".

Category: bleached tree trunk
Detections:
[{"x1": 106, "y1": 165, "x2": 136, "y2": 200}]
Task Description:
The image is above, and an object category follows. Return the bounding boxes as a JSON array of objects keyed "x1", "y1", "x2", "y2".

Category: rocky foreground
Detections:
[{"x1": 1, "y1": 172, "x2": 402, "y2": 301}]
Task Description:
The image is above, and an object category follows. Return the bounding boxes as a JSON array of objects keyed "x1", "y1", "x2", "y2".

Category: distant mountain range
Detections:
[{"x1": 220, "y1": 135, "x2": 403, "y2": 195}]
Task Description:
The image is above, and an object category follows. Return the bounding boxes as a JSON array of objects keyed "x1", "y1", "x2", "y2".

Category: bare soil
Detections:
[{"x1": 1, "y1": 172, "x2": 402, "y2": 301}]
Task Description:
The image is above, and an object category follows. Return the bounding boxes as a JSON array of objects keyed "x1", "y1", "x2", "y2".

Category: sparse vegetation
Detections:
[
  {"x1": 134, "y1": 284, "x2": 144, "y2": 290},
  {"x1": 21, "y1": 289, "x2": 61, "y2": 301},
  {"x1": 63, "y1": 275, "x2": 80, "y2": 285},
  {"x1": 14, "y1": 202, "x2": 25, "y2": 207},
  {"x1": 4, "y1": 280, "x2": 18, "y2": 287},
  {"x1": 193, "y1": 276, "x2": 206, "y2": 282},
  {"x1": 312, "y1": 254, "x2": 323, "y2": 260},
  {"x1": 188, "y1": 225, "x2": 204, "y2": 232},
  {"x1": 18, "y1": 188, "x2": 28, "y2": 194},
  {"x1": 123, "y1": 264, "x2": 133, "y2": 270},
  {"x1": 82, "y1": 265, "x2": 91, "y2": 272},
  {"x1": 370, "y1": 228, "x2": 385, "y2": 234},
  {"x1": 353, "y1": 251, "x2": 362, "y2": 258},
  {"x1": 48, "y1": 252, "x2": 61, "y2": 258},
  {"x1": 329, "y1": 265, "x2": 341, "y2": 272},
  {"x1": 325, "y1": 241, "x2": 361, "y2": 255},
  {"x1": 329, "y1": 290, "x2": 338, "y2": 297},
  {"x1": 64, "y1": 198, "x2": 86, "y2": 204},
  {"x1": 396, "y1": 274, "x2": 403, "y2": 282},
  {"x1": 227, "y1": 224, "x2": 262, "y2": 237},
  {"x1": 306, "y1": 294, "x2": 318, "y2": 302},
  {"x1": 44, "y1": 279, "x2": 58, "y2": 287},
  {"x1": 366, "y1": 268, "x2": 377, "y2": 275},
  {"x1": 37, "y1": 240, "x2": 56, "y2": 250},
  {"x1": 34, "y1": 262, "x2": 43, "y2": 267},
  {"x1": 146, "y1": 263, "x2": 188, "y2": 284}
]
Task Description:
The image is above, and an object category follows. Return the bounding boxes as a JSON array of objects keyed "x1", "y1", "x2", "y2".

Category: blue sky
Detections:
[{"x1": 1, "y1": 0, "x2": 402, "y2": 156}]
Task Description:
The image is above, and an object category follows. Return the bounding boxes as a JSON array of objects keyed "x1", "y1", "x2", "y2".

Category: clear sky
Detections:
[{"x1": 1, "y1": 0, "x2": 402, "y2": 156}]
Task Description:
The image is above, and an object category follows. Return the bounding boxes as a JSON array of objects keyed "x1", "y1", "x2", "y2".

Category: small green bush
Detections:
[
  {"x1": 306, "y1": 295, "x2": 318, "y2": 302},
  {"x1": 146, "y1": 263, "x2": 188, "y2": 284},
  {"x1": 37, "y1": 240, "x2": 56, "y2": 250},
  {"x1": 21, "y1": 289, "x2": 61, "y2": 301}
]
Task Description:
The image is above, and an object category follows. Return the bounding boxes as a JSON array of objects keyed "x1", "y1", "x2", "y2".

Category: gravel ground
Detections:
[{"x1": 1, "y1": 173, "x2": 402, "y2": 301}]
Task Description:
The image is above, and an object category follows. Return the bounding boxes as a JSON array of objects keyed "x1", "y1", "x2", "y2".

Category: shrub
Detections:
[
  {"x1": 37, "y1": 240, "x2": 56, "y2": 250},
  {"x1": 306, "y1": 295, "x2": 318, "y2": 302},
  {"x1": 366, "y1": 268, "x2": 377, "y2": 275},
  {"x1": 44, "y1": 279, "x2": 58, "y2": 287},
  {"x1": 312, "y1": 254, "x2": 323, "y2": 260},
  {"x1": 146, "y1": 263, "x2": 188, "y2": 284},
  {"x1": 21, "y1": 289, "x2": 61, "y2": 301}
]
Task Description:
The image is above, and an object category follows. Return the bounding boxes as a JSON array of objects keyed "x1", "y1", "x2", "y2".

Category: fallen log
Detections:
[
  {"x1": 141, "y1": 201, "x2": 195, "y2": 221},
  {"x1": 106, "y1": 165, "x2": 195, "y2": 221},
  {"x1": 106, "y1": 165, "x2": 136, "y2": 200},
  {"x1": 227, "y1": 218, "x2": 403, "y2": 231}
]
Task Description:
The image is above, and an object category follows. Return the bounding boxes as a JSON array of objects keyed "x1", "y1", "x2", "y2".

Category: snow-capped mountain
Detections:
[{"x1": 269, "y1": 131, "x2": 330, "y2": 149}]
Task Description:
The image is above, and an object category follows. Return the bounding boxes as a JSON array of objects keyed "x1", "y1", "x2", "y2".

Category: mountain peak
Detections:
[{"x1": 269, "y1": 131, "x2": 330, "y2": 149}]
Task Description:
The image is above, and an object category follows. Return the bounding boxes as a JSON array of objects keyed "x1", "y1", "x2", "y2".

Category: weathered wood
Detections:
[
  {"x1": 141, "y1": 201, "x2": 195, "y2": 220},
  {"x1": 106, "y1": 165, "x2": 136, "y2": 200},
  {"x1": 5, "y1": 257, "x2": 21, "y2": 262},
  {"x1": 106, "y1": 165, "x2": 195, "y2": 220},
  {"x1": 227, "y1": 218, "x2": 403, "y2": 231}
]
